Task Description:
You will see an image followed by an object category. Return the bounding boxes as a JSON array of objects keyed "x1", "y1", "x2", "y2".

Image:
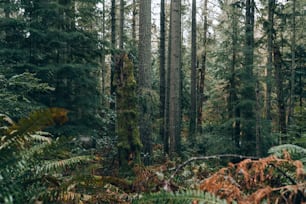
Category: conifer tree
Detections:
[{"x1": 1, "y1": 0, "x2": 103, "y2": 136}]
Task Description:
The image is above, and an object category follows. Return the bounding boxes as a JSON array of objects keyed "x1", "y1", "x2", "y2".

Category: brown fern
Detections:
[{"x1": 199, "y1": 153, "x2": 305, "y2": 203}]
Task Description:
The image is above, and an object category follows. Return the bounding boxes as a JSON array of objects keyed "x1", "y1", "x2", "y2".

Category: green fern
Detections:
[
  {"x1": 268, "y1": 144, "x2": 306, "y2": 158},
  {"x1": 0, "y1": 108, "x2": 93, "y2": 203},
  {"x1": 133, "y1": 190, "x2": 230, "y2": 204},
  {"x1": 268, "y1": 144, "x2": 306, "y2": 171},
  {"x1": 38, "y1": 155, "x2": 93, "y2": 173}
]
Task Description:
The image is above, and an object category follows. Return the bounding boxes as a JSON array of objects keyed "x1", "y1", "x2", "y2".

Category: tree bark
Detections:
[
  {"x1": 159, "y1": 0, "x2": 167, "y2": 153},
  {"x1": 110, "y1": 0, "x2": 117, "y2": 136},
  {"x1": 266, "y1": 0, "x2": 274, "y2": 122},
  {"x1": 168, "y1": 0, "x2": 181, "y2": 157},
  {"x1": 274, "y1": 45, "x2": 287, "y2": 142},
  {"x1": 115, "y1": 54, "x2": 142, "y2": 175},
  {"x1": 119, "y1": 0, "x2": 125, "y2": 49},
  {"x1": 228, "y1": 2, "x2": 240, "y2": 150},
  {"x1": 240, "y1": 0, "x2": 256, "y2": 155},
  {"x1": 138, "y1": 0, "x2": 152, "y2": 164},
  {"x1": 110, "y1": 0, "x2": 117, "y2": 110},
  {"x1": 288, "y1": 0, "x2": 296, "y2": 125},
  {"x1": 132, "y1": 0, "x2": 137, "y2": 46},
  {"x1": 189, "y1": 0, "x2": 197, "y2": 142},
  {"x1": 197, "y1": 0, "x2": 208, "y2": 134}
]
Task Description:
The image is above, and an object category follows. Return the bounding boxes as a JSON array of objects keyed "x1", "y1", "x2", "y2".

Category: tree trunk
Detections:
[
  {"x1": 240, "y1": 0, "x2": 256, "y2": 155},
  {"x1": 138, "y1": 0, "x2": 152, "y2": 164},
  {"x1": 288, "y1": 0, "x2": 296, "y2": 125},
  {"x1": 266, "y1": 0, "x2": 274, "y2": 122},
  {"x1": 255, "y1": 81, "x2": 261, "y2": 156},
  {"x1": 189, "y1": 0, "x2": 197, "y2": 142},
  {"x1": 274, "y1": 45, "x2": 287, "y2": 142},
  {"x1": 115, "y1": 54, "x2": 142, "y2": 176},
  {"x1": 197, "y1": 0, "x2": 208, "y2": 134},
  {"x1": 110, "y1": 0, "x2": 117, "y2": 136},
  {"x1": 101, "y1": 0, "x2": 106, "y2": 105},
  {"x1": 110, "y1": 0, "x2": 116, "y2": 110},
  {"x1": 132, "y1": 0, "x2": 137, "y2": 46},
  {"x1": 228, "y1": 2, "x2": 240, "y2": 150},
  {"x1": 159, "y1": 0, "x2": 167, "y2": 154},
  {"x1": 168, "y1": 0, "x2": 181, "y2": 157},
  {"x1": 119, "y1": 0, "x2": 124, "y2": 49}
]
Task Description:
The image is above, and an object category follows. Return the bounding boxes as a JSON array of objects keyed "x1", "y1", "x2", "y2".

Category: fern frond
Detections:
[
  {"x1": 0, "y1": 113, "x2": 15, "y2": 126},
  {"x1": 0, "y1": 108, "x2": 67, "y2": 153},
  {"x1": 269, "y1": 144, "x2": 306, "y2": 157},
  {"x1": 38, "y1": 155, "x2": 93, "y2": 173},
  {"x1": 134, "y1": 190, "x2": 230, "y2": 204},
  {"x1": 20, "y1": 142, "x2": 50, "y2": 159},
  {"x1": 30, "y1": 131, "x2": 52, "y2": 143},
  {"x1": 8, "y1": 108, "x2": 66, "y2": 135}
]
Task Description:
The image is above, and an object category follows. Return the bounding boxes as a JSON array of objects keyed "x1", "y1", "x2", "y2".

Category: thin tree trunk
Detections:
[
  {"x1": 288, "y1": 0, "x2": 296, "y2": 125},
  {"x1": 159, "y1": 0, "x2": 167, "y2": 153},
  {"x1": 197, "y1": 0, "x2": 208, "y2": 133},
  {"x1": 119, "y1": 0, "x2": 124, "y2": 50},
  {"x1": 189, "y1": 0, "x2": 197, "y2": 142},
  {"x1": 101, "y1": 0, "x2": 106, "y2": 104},
  {"x1": 266, "y1": 0, "x2": 274, "y2": 122},
  {"x1": 274, "y1": 44, "x2": 287, "y2": 142},
  {"x1": 255, "y1": 81, "x2": 261, "y2": 156},
  {"x1": 228, "y1": 2, "x2": 240, "y2": 150},
  {"x1": 132, "y1": 0, "x2": 137, "y2": 46},
  {"x1": 111, "y1": 0, "x2": 117, "y2": 101}
]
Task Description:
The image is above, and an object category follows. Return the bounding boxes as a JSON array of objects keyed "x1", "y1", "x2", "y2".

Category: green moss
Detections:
[{"x1": 115, "y1": 53, "x2": 142, "y2": 175}]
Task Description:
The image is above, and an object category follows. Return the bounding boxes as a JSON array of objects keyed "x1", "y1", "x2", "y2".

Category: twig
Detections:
[
  {"x1": 269, "y1": 163, "x2": 297, "y2": 185},
  {"x1": 171, "y1": 154, "x2": 258, "y2": 178}
]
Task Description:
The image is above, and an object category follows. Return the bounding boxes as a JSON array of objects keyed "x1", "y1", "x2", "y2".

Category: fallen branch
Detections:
[{"x1": 171, "y1": 154, "x2": 258, "y2": 178}]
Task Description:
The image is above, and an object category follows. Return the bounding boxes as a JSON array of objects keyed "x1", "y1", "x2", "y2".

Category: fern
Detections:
[
  {"x1": 38, "y1": 155, "x2": 93, "y2": 173},
  {"x1": 269, "y1": 144, "x2": 306, "y2": 166},
  {"x1": 0, "y1": 108, "x2": 87, "y2": 203},
  {"x1": 133, "y1": 190, "x2": 230, "y2": 204}
]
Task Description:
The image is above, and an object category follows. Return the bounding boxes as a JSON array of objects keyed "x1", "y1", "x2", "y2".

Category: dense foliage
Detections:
[{"x1": 0, "y1": 0, "x2": 305, "y2": 203}]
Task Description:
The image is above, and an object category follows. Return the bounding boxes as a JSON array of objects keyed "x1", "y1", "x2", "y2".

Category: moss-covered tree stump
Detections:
[{"x1": 114, "y1": 53, "x2": 142, "y2": 176}]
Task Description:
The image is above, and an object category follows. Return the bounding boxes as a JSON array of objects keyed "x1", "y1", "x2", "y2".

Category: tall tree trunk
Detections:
[
  {"x1": 189, "y1": 0, "x2": 197, "y2": 142},
  {"x1": 288, "y1": 0, "x2": 296, "y2": 125},
  {"x1": 228, "y1": 2, "x2": 240, "y2": 150},
  {"x1": 164, "y1": 1, "x2": 171, "y2": 155},
  {"x1": 110, "y1": 0, "x2": 116, "y2": 110},
  {"x1": 168, "y1": 0, "x2": 181, "y2": 157},
  {"x1": 241, "y1": 0, "x2": 256, "y2": 155},
  {"x1": 197, "y1": 0, "x2": 208, "y2": 133},
  {"x1": 266, "y1": 0, "x2": 274, "y2": 122},
  {"x1": 274, "y1": 44, "x2": 287, "y2": 142},
  {"x1": 101, "y1": 0, "x2": 106, "y2": 104},
  {"x1": 159, "y1": 0, "x2": 167, "y2": 153},
  {"x1": 138, "y1": 0, "x2": 152, "y2": 164},
  {"x1": 132, "y1": 0, "x2": 137, "y2": 46},
  {"x1": 119, "y1": 0, "x2": 124, "y2": 49},
  {"x1": 255, "y1": 81, "x2": 261, "y2": 156}
]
